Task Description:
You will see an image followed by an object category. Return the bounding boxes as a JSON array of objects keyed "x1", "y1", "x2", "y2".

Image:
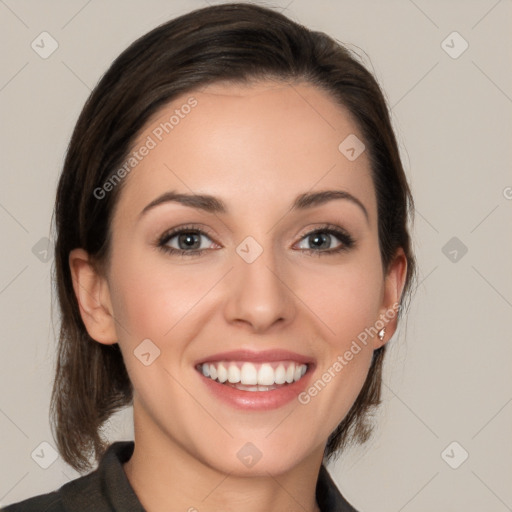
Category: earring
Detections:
[{"x1": 378, "y1": 328, "x2": 385, "y2": 341}]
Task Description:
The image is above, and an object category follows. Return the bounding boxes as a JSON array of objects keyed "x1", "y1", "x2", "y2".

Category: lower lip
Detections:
[{"x1": 197, "y1": 366, "x2": 314, "y2": 411}]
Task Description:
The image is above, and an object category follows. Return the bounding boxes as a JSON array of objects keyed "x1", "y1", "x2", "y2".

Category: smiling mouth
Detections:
[{"x1": 196, "y1": 360, "x2": 308, "y2": 392}]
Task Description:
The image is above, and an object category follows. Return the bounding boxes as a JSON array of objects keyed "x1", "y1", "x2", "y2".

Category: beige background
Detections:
[{"x1": 1, "y1": 0, "x2": 511, "y2": 510}]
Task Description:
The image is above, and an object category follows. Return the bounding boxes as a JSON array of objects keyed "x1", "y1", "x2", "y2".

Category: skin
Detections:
[{"x1": 70, "y1": 80, "x2": 407, "y2": 512}]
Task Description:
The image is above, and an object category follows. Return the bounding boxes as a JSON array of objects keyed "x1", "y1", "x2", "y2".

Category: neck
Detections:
[{"x1": 123, "y1": 407, "x2": 325, "y2": 512}]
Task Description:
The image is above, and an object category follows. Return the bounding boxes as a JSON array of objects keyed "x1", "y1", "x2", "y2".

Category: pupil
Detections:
[
  {"x1": 311, "y1": 233, "x2": 329, "y2": 249},
  {"x1": 179, "y1": 232, "x2": 199, "y2": 249}
]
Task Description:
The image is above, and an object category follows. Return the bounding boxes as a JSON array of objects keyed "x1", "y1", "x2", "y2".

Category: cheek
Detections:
[
  {"x1": 294, "y1": 250, "x2": 383, "y2": 414},
  {"x1": 106, "y1": 257, "x2": 212, "y2": 403},
  {"x1": 298, "y1": 252, "x2": 384, "y2": 347},
  {"x1": 109, "y1": 254, "x2": 216, "y2": 342}
]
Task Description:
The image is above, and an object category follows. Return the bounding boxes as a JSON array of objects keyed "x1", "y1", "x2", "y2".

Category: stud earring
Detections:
[{"x1": 378, "y1": 328, "x2": 385, "y2": 341}]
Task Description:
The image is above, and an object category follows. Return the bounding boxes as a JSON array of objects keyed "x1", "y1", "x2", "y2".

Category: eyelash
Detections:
[{"x1": 156, "y1": 223, "x2": 355, "y2": 258}]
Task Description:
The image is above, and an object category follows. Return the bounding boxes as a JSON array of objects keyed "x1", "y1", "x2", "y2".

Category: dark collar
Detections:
[{"x1": 60, "y1": 441, "x2": 358, "y2": 512}]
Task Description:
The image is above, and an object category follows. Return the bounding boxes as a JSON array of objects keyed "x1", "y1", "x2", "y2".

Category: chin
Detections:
[{"x1": 195, "y1": 434, "x2": 320, "y2": 477}]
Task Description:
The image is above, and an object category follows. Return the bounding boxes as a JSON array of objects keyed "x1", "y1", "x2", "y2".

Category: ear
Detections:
[
  {"x1": 68, "y1": 248, "x2": 118, "y2": 345},
  {"x1": 373, "y1": 247, "x2": 408, "y2": 349}
]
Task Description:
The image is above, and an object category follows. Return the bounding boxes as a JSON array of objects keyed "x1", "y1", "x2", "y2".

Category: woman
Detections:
[{"x1": 3, "y1": 3, "x2": 415, "y2": 511}]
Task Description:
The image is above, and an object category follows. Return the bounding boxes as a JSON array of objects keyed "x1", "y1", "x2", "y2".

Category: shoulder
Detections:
[
  {"x1": 2, "y1": 491, "x2": 65, "y2": 511},
  {"x1": 2, "y1": 465, "x2": 102, "y2": 512},
  {"x1": 2, "y1": 441, "x2": 138, "y2": 512}
]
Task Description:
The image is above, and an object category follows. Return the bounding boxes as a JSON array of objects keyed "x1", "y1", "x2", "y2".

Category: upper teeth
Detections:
[{"x1": 200, "y1": 361, "x2": 307, "y2": 385}]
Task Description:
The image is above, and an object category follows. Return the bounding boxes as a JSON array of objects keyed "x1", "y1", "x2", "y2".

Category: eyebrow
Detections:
[{"x1": 139, "y1": 189, "x2": 369, "y2": 222}]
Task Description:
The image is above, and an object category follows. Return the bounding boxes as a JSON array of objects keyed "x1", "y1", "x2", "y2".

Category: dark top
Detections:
[{"x1": 2, "y1": 441, "x2": 359, "y2": 511}]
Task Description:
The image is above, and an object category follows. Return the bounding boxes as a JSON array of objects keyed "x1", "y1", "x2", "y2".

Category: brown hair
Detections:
[{"x1": 51, "y1": 2, "x2": 416, "y2": 472}]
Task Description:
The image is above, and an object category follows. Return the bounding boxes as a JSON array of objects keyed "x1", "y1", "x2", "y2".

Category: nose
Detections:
[{"x1": 223, "y1": 243, "x2": 296, "y2": 333}]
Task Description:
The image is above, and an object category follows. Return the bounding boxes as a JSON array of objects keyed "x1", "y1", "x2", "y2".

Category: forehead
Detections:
[{"x1": 113, "y1": 80, "x2": 376, "y2": 225}]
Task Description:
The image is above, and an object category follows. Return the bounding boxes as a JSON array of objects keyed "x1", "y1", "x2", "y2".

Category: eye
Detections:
[
  {"x1": 295, "y1": 225, "x2": 355, "y2": 255},
  {"x1": 156, "y1": 223, "x2": 355, "y2": 258},
  {"x1": 157, "y1": 225, "x2": 218, "y2": 256}
]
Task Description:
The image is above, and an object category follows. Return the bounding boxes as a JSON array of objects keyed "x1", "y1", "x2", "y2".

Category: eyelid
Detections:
[{"x1": 295, "y1": 222, "x2": 352, "y2": 240}]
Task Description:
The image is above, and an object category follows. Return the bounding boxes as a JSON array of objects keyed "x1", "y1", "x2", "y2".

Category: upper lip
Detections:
[{"x1": 195, "y1": 349, "x2": 315, "y2": 366}]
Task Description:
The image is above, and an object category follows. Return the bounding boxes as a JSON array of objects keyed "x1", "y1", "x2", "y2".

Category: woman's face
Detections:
[{"x1": 77, "y1": 80, "x2": 405, "y2": 475}]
